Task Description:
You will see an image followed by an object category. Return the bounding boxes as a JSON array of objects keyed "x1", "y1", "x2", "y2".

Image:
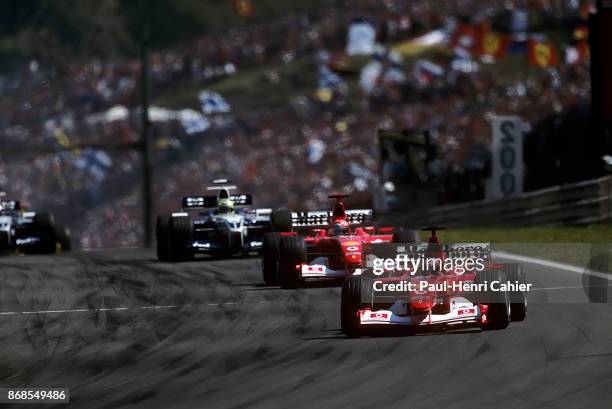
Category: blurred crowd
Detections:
[{"x1": 0, "y1": 0, "x2": 595, "y2": 248}]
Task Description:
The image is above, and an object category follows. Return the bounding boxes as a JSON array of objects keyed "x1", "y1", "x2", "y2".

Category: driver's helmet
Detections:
[
  {"x1": 331, "y1": 219, "x2": 349, "y2": 236},
  {"x1": 217, "y1": 197, "x2": 235, "y2": 214}
]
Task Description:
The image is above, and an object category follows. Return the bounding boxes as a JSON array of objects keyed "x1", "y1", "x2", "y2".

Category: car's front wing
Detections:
[
  {"x1": 359, "y1": 304, "x2": 481, "y2": 327},
  {"x1": 190, "y1": 239, "x2": 263, "y2": 252},
  {"x1": 300, "y1": 257, "x2": 362, "y2": 280}
]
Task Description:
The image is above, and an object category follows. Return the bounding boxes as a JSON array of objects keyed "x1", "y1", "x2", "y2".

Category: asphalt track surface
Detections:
[{"x1": 1, "y1": 249, "x2": 612, "y2": 409}]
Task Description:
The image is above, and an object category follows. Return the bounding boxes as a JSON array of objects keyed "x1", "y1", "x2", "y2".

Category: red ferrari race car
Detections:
[
  {"x1": 261, "y1": 194, "x2": 420, "y2": 288},
  {"x1": 340, "y1": 227, "x2": 528, "y2": 337}
]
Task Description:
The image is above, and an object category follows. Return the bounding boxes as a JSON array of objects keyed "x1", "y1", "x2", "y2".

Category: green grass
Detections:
[
  {"x1": 155, "y1": 55, "x2": 318, "y2": 112},
  {"x1": 436, "y1": 225, "x2": 612, "y2": 244},
  {"x1": 155, "y1": 46, "x2": 450, "y2": 113}
]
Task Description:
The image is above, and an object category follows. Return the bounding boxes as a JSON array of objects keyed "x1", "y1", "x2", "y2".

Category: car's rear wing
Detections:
[
  {"x1": 364, "y1": 242, "x2": 491, "y2": 267},
  {"x1": 254, "y1": 208, "x2": 272, "y2": 216},
  {"x1": 182, "y1": 196, "x2": 217, "y2": 209},
  {"x1": 206, "y1": 179, "x2": 237, "y2": 191},
  {"x1": 408, "y1": 242, "x2": 490, "y2": 261},
  {"x1": 0, "y1": 200, "x2": 20, "y2": 211},
  {"x1": 230, "y1": 194, "x2": 253, "y2": 206},
  {"x1": 291, "y1": 209, "x2": 374, "y2": 228},
  {"x1": 182, "y1": 194, "x2": 253, "y2": 209},
  {"x1": 242, "y1": 208, "x2": 272, "y2": 223}
]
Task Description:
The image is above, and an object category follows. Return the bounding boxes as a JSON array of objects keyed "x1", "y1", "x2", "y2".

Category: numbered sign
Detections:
[{"x1": 486, "y1": 116, "x2": 524, "y2": 200}]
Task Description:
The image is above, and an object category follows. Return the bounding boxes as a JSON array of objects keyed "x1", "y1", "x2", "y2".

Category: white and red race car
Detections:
[
  {"x1": 261, "y1": 194, "x2": 420, "y2": 288},
  {"x1": 340, "y1": 227, "x2": 528, "y2": 337}
]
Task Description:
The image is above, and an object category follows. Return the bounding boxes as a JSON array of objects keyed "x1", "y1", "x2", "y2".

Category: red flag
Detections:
[
  {"x1": 527, "y1": 38, "x2": 560, "y2": 68},
  {"x1": 475, "y1": 27, "x2": 510, "y2": 60},
  {"x1": 451, "y1": 23, "x2": 478, "y2": 56},
  {"x1": 576, "y1": 40, "x2": 590, "y2": 64}
]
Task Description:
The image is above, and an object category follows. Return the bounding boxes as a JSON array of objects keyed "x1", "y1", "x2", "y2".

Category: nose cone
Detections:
[
  {"x1": 409, "y1": 279, "x2": 435, "y2": 311},
  {"x1": 409, "y1": 299, "x2": 435, "y2": 311},
  {"x1": 346, "y1": 253, "x2": 362, "y2": 264}
]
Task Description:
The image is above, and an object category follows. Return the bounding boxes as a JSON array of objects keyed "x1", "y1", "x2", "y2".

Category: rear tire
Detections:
[
  {"x1": 392, "y1": 227, "x2": 421, "y2": 244},
  {"x1": 169, "y1": 216, "x2": 193, "y2": 261},
  {"x1": 503, "y1": 263, "x2": 527, "y2": 322},
  {"x1": 476, "y1": 269, "x2": 511, "y2": 330},
  {"x1": 271, "y1": 210, "x2": 292, "y2": 232},
  {"x1": 341, "y1": 276, "x2": 373, "y2": 338},
  {"x1": 156, "y1": 215, "x2": 171, "y2": 261},
  {"x1": 33, "y1": 213, "x2": 57, "y2": 254},
  {"x1": 262, "y1": 232, "x2": 281, "y2": 285},
  {"x1": 278, "y1": 236, "x2": 306, "y2": 288},
  {"x1": 0, "y1": 231, "x2": 9, "y2": 251}
]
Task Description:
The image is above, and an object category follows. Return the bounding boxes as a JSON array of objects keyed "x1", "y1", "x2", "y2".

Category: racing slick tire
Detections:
[
  {"x1": 168, "y1": 216, "x2": 193, "y2": 261},
  {"x1": 341, "y1": 276, "x2": 373, "y2": 338},
  {"x1": 262, "y1": 232, "x2": 281, "y2": 285},
  {"x1": 55, "y1": 226, "x2": 71, "y2": 252},
  {"x1": 227, "y1": 231, "x2": 243, "y2": 255},
  {"x1": 278, "y1": 236, "x2": 306, "y2": 289},
  {"x1": 32, "y1": 212, "x2": 57, "y2": 254},
  {"x1": 503, "y1": 263, "x2": 527, "y2": 322},
  {"x1": 0, "y1": 231, "x2": 9, "y2": 252},
  {"x1": 156, "y1": 215, "x2": 171, "y2": 261},
  {"x1": 392, "y1": 227, "x2": 421, "y2": 244},
  {"x1": 475, "y1": 269, "x2": 511, "y2": 331},
  {"x1": 271, "y1": 210, "x2": 292, "y2": 233}
]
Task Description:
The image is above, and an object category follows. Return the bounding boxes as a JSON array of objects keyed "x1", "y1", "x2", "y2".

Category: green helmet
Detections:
[{"x1": 217, "y1": 197, "x2": 235, "y2": 213}]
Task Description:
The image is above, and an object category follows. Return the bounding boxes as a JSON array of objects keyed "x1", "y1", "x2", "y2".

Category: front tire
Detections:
[
  {"x1": 262, "y1": 232, "x2": 281, "y2": 285},
  {"x1": 278, "y1": 236, "x2": 306, "y2": 289},
  {"x1": 156, "y1": 215, "x2": 171, "y2": 261},
  {"x1": 504, "y1": 263, "x2": 527, "y2": 322},
  {"x1": 169, "y1": 216, "x2": 193, "y2": 261},
  {"x1": 0, "y1": 231, "x2": 10, "y2": 252},
  {"x1": 33, "y1": 213, "x2": 57, "y2": 254},
  {"x1": 341, "y1": 276, "x2": 373, "y2": 338},
  {"x1": 476, "y1": 269, "x2": 511, "y2": 330}
]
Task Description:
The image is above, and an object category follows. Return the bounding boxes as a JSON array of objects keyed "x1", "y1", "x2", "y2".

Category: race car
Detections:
[
  {"x1": 340, "y1": 226, "x2": 528, "y2": 337},
  {"x1": 261, "y1": 194, "x2": 421, "y2": 288},
  {"x1": 0, "y1": 192, "x2": 71, "y2": 254},
  {"x1": 156, "y1": 179, "x2": 273, "y2": 261}
]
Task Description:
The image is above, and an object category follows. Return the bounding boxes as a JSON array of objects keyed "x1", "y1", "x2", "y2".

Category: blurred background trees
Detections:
[{"x1": 0, "y1": 0, "x2": 337, "y2": 68}]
